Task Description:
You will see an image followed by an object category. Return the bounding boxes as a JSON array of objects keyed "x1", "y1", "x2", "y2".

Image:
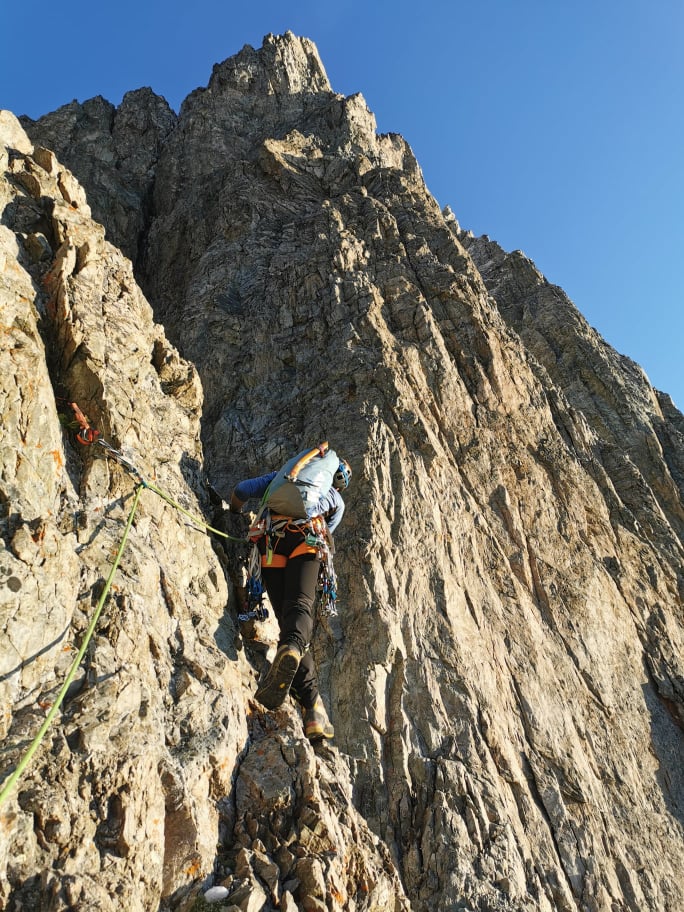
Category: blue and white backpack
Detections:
[{"x1": 262, "y1": 442, "x2": 339, "y2": 519}]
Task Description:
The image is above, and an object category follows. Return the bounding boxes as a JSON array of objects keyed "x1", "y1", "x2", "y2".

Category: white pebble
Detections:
[{"x1": 204, "y1": 885, "x2": 230, "y2": 903}]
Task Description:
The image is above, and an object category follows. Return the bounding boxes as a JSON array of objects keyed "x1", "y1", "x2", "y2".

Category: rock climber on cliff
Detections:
[{"x1": 225, "y1": 445, "x2": 352, "y2": 741}]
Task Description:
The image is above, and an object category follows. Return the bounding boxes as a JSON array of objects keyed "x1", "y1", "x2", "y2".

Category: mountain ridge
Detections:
[{"x1": 2, "y1": 31, "x2": 683, "y2": 912}]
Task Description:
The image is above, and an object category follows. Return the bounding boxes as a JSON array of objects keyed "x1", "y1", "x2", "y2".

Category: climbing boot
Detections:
[
  {"x1": 255, "y1": 644, "x2": 302, "y2": 710},
  {"x1": 303, "y1": 696, "x2": 335, "y2": 741}
]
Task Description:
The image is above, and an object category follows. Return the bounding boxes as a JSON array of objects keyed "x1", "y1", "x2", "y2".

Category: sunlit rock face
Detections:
[{"x1": 2, "y1": 31, "x2": 682, "y2": 912}]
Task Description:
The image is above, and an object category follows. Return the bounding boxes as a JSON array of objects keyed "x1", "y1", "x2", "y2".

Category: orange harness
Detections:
[
  {"x1": 260, "y1": 541, "x2": 316, "y2": 568},
  {"x1": 244, "y1": 511, "x2": 338, "y2": 618},
  {"x1": 254, "y1": 514, "x2": 325, "y2": 568}
]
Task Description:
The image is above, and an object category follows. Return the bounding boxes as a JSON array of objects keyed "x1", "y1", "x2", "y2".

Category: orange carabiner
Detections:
[{"x1": 71, "y1": 402, "x2": 101, "y2": 445}]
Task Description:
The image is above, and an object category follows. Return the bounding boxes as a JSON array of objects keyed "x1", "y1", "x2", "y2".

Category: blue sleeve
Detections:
[
  {"x1": 233, "y1": 471, "x2": 277, "y2": 504},
  {"x1": 317, "y1": 487, "x2": 345, "y2": 534}
]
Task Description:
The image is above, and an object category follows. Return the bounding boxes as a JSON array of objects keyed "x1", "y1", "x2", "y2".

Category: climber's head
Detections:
[{"x1": 333, "y1": 458, "x2": 352, "y2": 491}]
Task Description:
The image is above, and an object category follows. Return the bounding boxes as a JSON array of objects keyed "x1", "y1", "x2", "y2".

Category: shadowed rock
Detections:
[{"x1": 2, "y1": 31, "x2": 683, "y2": 912}]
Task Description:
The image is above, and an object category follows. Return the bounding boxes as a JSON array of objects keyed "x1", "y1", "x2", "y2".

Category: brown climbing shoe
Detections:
[
  {"x1": 255, "y1": 644, "x2": 302, "y2": 709},
  {"x1": 303, "y1": 696, "x2": 335, "y2": 741}
]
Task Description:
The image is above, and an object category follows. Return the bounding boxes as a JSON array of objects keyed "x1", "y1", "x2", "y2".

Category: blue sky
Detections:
[{"x1": 2, "y1": 1, "x2": 682, "y2": 408}]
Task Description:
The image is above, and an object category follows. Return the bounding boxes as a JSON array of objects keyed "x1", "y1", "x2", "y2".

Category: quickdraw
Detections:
[
  {"x1": 303, "y1": 516, "x2": 339, "y2": 617},
  {"x1": 63, "y1": 402, "x2": 247, "y2": 543},
  {"x1": 69, "y1": 402, "x2": 147, "y2": 484},
  {"x1": 71, "y1": 402, "x2": 102, "y2": 445},
  {"x1": 317, "y1": 548, "x2": 339, "y2": 618},
  {"x1": 238, "y1": 542, "x2": 269, "y2": 622},
  {"x1": 1, "y1": 399, "x2": 254, "y2": 808}
]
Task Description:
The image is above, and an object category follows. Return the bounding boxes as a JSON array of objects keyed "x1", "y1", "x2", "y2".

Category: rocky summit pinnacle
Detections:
[{"x1": 2, "y1": 32, "x2": 683, "y2": 912}]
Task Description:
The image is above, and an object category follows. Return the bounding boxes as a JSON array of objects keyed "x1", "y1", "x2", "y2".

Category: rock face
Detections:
[
  {"x1": 21, "y1": 89, "x2": 177, "y2": 262},
  {"x1": 3, "y1": 31, "x2": 683, "y2": 912},
  {"x1": 459, "y1": 231, "x2": 684, "y2": 549}
]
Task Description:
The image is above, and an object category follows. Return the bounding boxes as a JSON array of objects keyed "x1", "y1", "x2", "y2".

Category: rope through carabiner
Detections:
[
  {"x1": 66, "y1": 402, "x2": 247, "y2": 542},
  {"x1": 0, "y1": 403, "x2": 257, "y2": 806}
]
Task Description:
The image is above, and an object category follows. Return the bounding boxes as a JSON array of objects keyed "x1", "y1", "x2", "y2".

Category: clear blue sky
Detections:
[{"x1": 2, "y1": 1, "x2": 682, "y2": 408}]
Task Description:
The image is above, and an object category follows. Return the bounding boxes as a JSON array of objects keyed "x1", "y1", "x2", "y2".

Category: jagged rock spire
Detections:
[{"x1": 3, "y1": 31, "x2": 684, "y2": 912}]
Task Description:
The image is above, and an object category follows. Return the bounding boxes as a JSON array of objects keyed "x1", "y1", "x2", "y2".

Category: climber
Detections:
[{"x1": 226, "y1": 451, "x2": 352, "y2": 741}]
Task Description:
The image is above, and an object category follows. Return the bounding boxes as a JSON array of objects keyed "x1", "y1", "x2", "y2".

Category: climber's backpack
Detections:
[{"x1": 262, "y1": 442, "x2": 339, "y2": 519}]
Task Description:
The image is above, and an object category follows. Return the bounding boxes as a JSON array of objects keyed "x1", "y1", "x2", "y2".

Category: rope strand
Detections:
[
  {"x1": 0, "y1": 407, "x2": 249, "y2": 806},
  {"x1": 0, "y1": 484, "x2": 144, "y2": 808},
  {"x1": 144, "y1": 480, "x2": 246, "y2": 541}
]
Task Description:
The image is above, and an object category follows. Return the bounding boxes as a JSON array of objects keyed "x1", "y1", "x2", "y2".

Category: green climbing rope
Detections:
[
  {"x1": 0, "y1": 406, "x2": 249, "y2": 808},
  {"x1": 0, "y1": 483, "x2": 144, "y2": 808},
  {"x1": 144, "y1": 480, "x2": 246, "y2": 541}
]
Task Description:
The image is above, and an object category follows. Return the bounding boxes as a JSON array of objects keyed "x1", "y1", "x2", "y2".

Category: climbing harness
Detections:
[{"x1": 245, "y1": 511, "x2": 339, "y2": 620}]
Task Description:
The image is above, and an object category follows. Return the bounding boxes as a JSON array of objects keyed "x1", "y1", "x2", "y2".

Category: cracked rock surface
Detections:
[{"x1": 2, "y1": 31, "x2": 684, "y2": 912}]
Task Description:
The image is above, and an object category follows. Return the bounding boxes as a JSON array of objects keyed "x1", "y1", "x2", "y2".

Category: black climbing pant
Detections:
[{"x1": 260, "y1": 529, "x2": 321, "y2": 708}]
